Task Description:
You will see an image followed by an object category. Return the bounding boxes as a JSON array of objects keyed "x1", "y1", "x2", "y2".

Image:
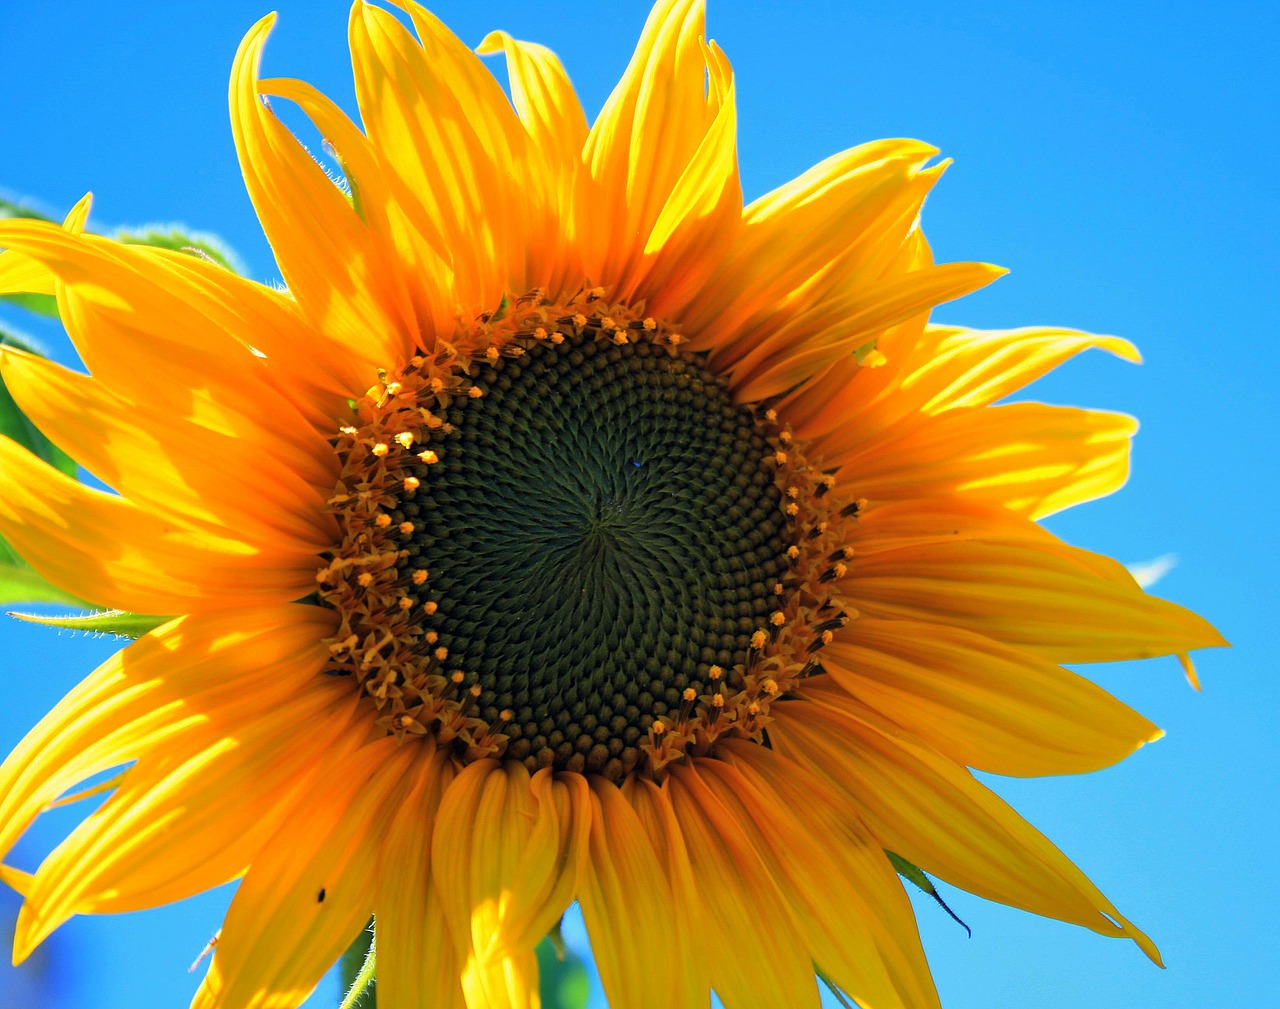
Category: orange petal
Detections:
[
  {"x1": 796, "y1": 324, "x2": 1140, "y2": 450},
  {"x1": 689, "y1": 143, "x2": 942, "y2": 359},
  {"x1": 0, "y1": 607, "x2": 335, "y2": 874},
  {"x1": 840, "y1": 531, "x2": 1226, "y2": 664},
  {"x1": 664, "y1": 762, "x2": 822, "y2": 1008},
  {"x1": 258, "y1": 74, "x2": 454, "y2": 345},
  {"x1": 0, "y1": 344, "x2": 336, "y2": 551},
  {"x1": 714, "y1": 742, "x2": 942, "y2": 1009},
  {"x1": 577, "y1": 776, "x2": 690, "y2": 1009},
  {"x1": 582, "y1": 0, "x2": 742, "y2": 310},
  {"x1": 192, "y1": 738, "x2": 417, "y2": 1009},
  {"x1": 373, "y1": 749, "x2": 464, "y2": 1009},
  {"x1": 14, "y1": 671, "x2": 357, "y2": 959},
  {"x1": 350, "y1": 1, "x2": 534, "y2": 309},
  {"x1": 732, "y1": 262, "x2": 1005, "y2": 402}
]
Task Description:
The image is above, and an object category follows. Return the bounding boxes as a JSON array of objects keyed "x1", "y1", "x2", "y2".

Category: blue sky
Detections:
[{"x1": 1, "y1": 2, "x2": 1275, "y2": 1007}]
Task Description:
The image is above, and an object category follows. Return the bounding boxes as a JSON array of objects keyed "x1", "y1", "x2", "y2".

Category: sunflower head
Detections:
[{"x1": 0, "y1": 1, "x2": 1224, "y2": 1007}]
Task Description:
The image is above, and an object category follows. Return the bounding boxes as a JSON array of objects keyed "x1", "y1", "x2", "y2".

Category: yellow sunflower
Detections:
[{"x1": 0, "y1": 1, "x2": 1225, "y2": 1007}]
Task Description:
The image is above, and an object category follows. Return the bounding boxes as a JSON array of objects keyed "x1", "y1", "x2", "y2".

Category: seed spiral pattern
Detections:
[
  {"x1": 317, "y1": 293, "x2": 862, "y2": 781},
  {"x1": 398, "y1": 333, "x2": 791, "y2": 772}
]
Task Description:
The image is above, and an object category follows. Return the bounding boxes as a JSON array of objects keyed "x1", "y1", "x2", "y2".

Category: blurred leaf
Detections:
[
  {"x1": 339, "y1": 920, "x2": 376, "y2": 1009},
  {"x1": 0, "y1": 564, "x2": 86, "y2": 607},
  {"x1": 0, "y1": 196, "x2": 55, "y2": 222},
  {"x1": 0, "y1": 291, "x2": 58, "y2": 317},
  {"x1": 6, "y1": 608, "x2": 169, "y2": 638},
  {"x1": 117, "y1": 225, "x2": 243, "y2": 274},
  {"x1": 886, "y1": 849, "x2": 971, "y2": 937},
  {"x1": 536, "y1": 934, "x2": 590, "y2": 1009}
]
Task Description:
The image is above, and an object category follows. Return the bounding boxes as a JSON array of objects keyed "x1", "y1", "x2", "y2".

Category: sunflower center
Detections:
[
  {"x1": 407, "y1": 333, "x2": 790, "y2": 774},
  {"x1": 317, "y1": 292, "x2": 858, "y2": 782}
]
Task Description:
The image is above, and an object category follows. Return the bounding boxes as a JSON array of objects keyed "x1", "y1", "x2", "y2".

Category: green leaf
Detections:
[
  {"x1": 0, "y1": 326, "x2": 88, "y2": 605},
  {"x1": 886, "y1": 850, "x2": 971, "y2": 937},
  {"x1": 536, "y1": 934, "x2": 590, "y2": 1009},
  {"x1": 338, "y1": 920, "x2": 376, "y2": 1009},
  {"x1": 116, "y1": 225, "x2": 243, "y2": 274},
  {"x1": 0, "y1": 327, "x2": 75, "y2": 477},
  {"x1": 6, "y1": 608, "x2": 170, "y2": 638}
]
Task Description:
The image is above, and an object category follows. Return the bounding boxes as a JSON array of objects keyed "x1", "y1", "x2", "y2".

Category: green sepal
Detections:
[
  {"x1": 6, "y1": 608, "x2": 171, "y2": 639},
  {"x1": 338, "y1": 919, "x2": 376, "y2": 1009},
  {"x1": 817, "y1": 967, "x2": 858, "y2": 1009},
  {"x1": 335, "y1": 917, "x2": 590, "y2": 1009},
  {"x1": 886, "y1": 849, "x2": 972, "y2": 937}
]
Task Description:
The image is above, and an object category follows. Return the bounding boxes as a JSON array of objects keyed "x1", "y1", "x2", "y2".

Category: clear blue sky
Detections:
[{"x1": 1, "y1": 2, "x2": 1275, "y2": 1008}]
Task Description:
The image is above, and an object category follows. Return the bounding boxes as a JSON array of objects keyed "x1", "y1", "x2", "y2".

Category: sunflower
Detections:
[{"x1": 0, "y1": 1, "x2": 1224, "y2": 1007}]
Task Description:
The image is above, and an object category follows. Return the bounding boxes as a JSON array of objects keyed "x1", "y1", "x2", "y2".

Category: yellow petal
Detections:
[
  {"x1": 583, "y1": 0, "x2": 741, "y2": 310},
  {"x1": 909, "y1": 324, "x2": 1141, "y2": 412},
  {"x1": 230, "y1": 14, "x2": 413, "y2": 361},
  {"x1": 0, "y1": 435, "x2": 314, "y2": 613},
  {"x1": 14, "y1": 671, "x2": 357, "y2": 959},
  {"x1": 373, "y1": 750, "x2": 465, "y2": 1009},
  {"x1": 193, "y1": 738, "x2": 417, "y2": 1009},
  {"x1": 0, "y1": 221, "x2": 337, "y2": 489},
  {"x1": 0, "y1": 607, "x2": 336, "y2": 878},
  {"x1": 635, "y1": 40, "x2": 741, "y2": 318},
  {"x1": 827, "y1": 402, "x2": 1137, "y2": 519},
  {"x1": 258, "y1": 74, "x2": 454, "y2": 344},
  {"x1": 0, "y1": 193, "x2": 91, "y2": 297},
  {"x1": 431, "y1": 761, "x2": 585, "y2": 1009},
  {"x1": 0, "y1": 865, "x2": 32, "y2": 897},
  {"x1": 475, "y1": 29, "x2": 590, "y2": 299},
  {"x1": 840, "y1": 531, "x2": 1226, "y2": 664},
  {"x1": 772, "y1": 693, "x2": 1163, "y2": 963},
  {"x1": 0, "y1": 344, "x2": 336, "y2": 551},
  {"x1": 350, "y1": 1, "x2": 534, "y2": 309},
  {"x1": 822, "y1": 618, "x2": 1162, "y2": 776},
  {"x1": 732, "y1": 262, "x2": 1006, "y2": 402},
  {"x1": 689, "y1": 143, "x2": 942, "y2": 360},
  {"x1": 622, "y1": 778, "x2": 711, "y2": 1004},
  {"x1": 475, "y1": 31, "x2": 588, "y2": 177},
  {"x1": 0, "y1": 250, "x2": 56, "y2": 297}
]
